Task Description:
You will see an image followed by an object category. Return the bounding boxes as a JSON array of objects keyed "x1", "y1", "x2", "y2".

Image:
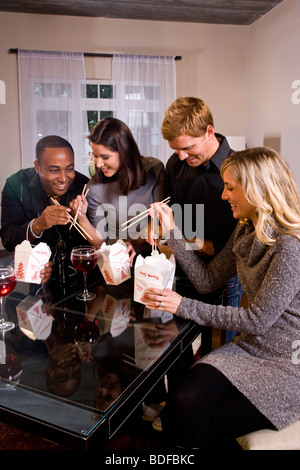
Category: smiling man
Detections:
[
  {"x1": 0, "y1": 135, "x2": 89, "y2": 256},
  {"x1": 162, "y1": 97, "x2": 238, "y2": 257},
  {"x1": 160, "y1": 97, "x2": 242, "y2": 360}
]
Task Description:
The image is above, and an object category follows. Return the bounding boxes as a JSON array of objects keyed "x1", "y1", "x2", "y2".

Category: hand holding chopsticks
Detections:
[
  {"x1": 50, "y1": 196, "x2": 93, "y2": 241},
  {"x1": 69, "y1": 184, "x2": 89, "y2": 231},
  {"x1": 121, "y1": 197, "x2": 170, "y2": 231}
]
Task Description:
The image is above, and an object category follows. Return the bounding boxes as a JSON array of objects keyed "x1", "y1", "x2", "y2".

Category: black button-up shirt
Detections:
[{"x1": 164, "y1": 134, "x2": 237, "y2": 254}]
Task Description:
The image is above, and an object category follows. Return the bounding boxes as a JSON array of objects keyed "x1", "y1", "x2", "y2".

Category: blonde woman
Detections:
[{"x1": 144, "y1": 147, "x2": 300, "y2": 450}]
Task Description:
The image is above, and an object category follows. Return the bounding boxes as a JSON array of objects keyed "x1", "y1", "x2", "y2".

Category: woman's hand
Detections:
[
  {"x1": 141, "y1": 320, "x2": 179, "y2": 348},
  {"x1": 69, "y1": 194, "x2": 88, "y2": 222},
  {"x1": 149, "y1": 202, "x2": 175, "y2": 238},
  {"x1": 143, "y1": 287, "x2": 182, "y2": 315},
  {"x1": 125, "y1": 243, "x2": 136, "y2": 267}
]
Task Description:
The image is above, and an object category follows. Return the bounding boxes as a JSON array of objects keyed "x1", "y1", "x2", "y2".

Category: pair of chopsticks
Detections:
[
  {"x1": 50, "y1": 196, "x2": 93, "y2": 241},
  {"x1": 121, "y1": 196, "x2": 170, "y2": 231},
  {"x1": 69, "y1": 184, "x2": 89, "y2": 230},
  {"x1": 122, "y1": 353, "x2": 141, "y2": 370},
  {"x1": 151, "y1": 215, "x2": 159, "y2": 254}
]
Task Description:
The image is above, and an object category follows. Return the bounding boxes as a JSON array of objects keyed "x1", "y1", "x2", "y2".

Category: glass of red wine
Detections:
[
  {"x1": 70, "y1": 246, "x2": 97, "y2": 301},
  {"x1": 0, "y1": 266, "x2": 17, "y2": 332}
]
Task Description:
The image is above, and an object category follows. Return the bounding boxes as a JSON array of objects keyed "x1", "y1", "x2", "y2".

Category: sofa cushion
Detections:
[{"x1": 236, "y1": 420, "x2": 300, "y2": 450}]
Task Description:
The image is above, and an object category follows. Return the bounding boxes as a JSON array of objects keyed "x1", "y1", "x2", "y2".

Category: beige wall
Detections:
[
  {"x1": 0, "y1": 0, "x2": 299, "y2": 245},
  {"x1": 0, "y1": 10, "x2": 248, "y2": 193},
  {"x1": 246, "y1": 0, "x2": 300, "y2": 186}
]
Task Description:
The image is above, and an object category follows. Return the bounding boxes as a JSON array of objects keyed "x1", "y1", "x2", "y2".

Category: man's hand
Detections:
[
  {"x1": 34, "y1": 205, "x2": 72, "y2": 234},
  {"x1": 40, "y1": 261, "x2": 53, "y2": 284}
]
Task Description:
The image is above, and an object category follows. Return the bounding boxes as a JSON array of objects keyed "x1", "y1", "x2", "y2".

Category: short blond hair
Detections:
[{"x1": 161, "y1": 97, "x2": 214, "y2": 141}]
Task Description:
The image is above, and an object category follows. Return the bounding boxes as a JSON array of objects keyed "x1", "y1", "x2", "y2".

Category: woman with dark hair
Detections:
[
  {"x1": 70, "y1": 118, "x2": 165, "y2": 258},
  {"x1": 88, "y1": 117, "x2": 147, "y2": 194}
]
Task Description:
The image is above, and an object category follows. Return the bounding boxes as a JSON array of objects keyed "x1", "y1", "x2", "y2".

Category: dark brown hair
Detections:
[{"x1": 88, "y1": 118, "x2": 146, "y2": 194}]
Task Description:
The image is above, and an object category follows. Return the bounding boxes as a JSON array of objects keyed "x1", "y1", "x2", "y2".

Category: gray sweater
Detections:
[
  {"x1": 168, "y1": 222, "x2": 300, "y2": 430},
  {"x1": 87, "y1": 156, "x2": 164, "y2": 245}
]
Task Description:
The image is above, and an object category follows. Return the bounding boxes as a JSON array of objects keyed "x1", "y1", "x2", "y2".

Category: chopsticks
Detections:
[
  {"x1": 50, "y1": 196, "x2": 93, "y2": 241},
  {"x1": 121, "y1": 197, "x2": 170, "y2": 231},
  {"x1": 69, "y1": 184, "x2": 89, "y2": 230},
  {"x1": 122, "y1": 353, "x2": 141, "y2": 370},
  {"x1": 151, "y1": 214, "x2": 159, "y2": 254}
]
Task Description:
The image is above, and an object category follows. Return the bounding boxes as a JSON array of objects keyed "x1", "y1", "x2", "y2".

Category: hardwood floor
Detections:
[
  {"x1": 0, "y1": 421, "x2": 67, "y2": 450},
  {"x1": 0, "y1": 412, "x2": 163, "y2": 451}
]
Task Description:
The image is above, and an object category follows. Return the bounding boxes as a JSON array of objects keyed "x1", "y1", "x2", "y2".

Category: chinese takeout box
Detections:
[
  {"x1": 134, "y1": 323, "x2": 174, "y2": 369},
  {"x1": 16, "y1": 295, "x2": 53, "y2": 340},
  {"x1": 134, "y1": 326, "x2": 158, "y2": 369},
  {"x1": 143, "y1": 308, "x2": 174, "y2": 324},
  {"x1": 98, "y1": 240, "x2": 131, "y2": 285},
  {"x1": 134, "y1": 250, "x2": 175, "y2": 305},
  {"x1": 14, "y1": 240, "x2": 51, "y2": 284},
  {"x1": 99, "y1": 294, "x2": 131, "y2": 337}
]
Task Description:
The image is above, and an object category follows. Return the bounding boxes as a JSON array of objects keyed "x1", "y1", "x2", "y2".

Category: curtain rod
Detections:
[{"x1": 9, "y1": 48, "x2": 181, "y2": 60}]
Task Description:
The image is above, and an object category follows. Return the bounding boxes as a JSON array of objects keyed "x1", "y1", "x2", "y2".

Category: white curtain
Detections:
[
  {"x1": 112, "y1": 55, "x2": 176, "y2": 165},
  {"x1": 18, "y1": 50, "x2": 87, "y2": 174}
]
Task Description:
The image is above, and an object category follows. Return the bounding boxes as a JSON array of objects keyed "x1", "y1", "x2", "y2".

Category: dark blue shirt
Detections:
[{"x1": 1, "y1": 167, "x2": 89, "y2": 255}]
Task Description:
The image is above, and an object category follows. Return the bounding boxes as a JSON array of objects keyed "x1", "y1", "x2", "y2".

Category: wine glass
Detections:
[
  {"x1": 0, "y1": 329, "x2": 22, "y2": 388},
  {"x1": 0, "y1": 266, "x2": 17, "y2": 332},
  {"x1": 70, "y1": 246, "x2": 98, "y2": 301},
  {"x1": 73, "y1": 319, "x2": 100, "y2": 362}
]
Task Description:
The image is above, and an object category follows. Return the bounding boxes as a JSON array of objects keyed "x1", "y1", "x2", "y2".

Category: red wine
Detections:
[
  {"x1": 0, "y1": 276, "x2": 16, "y2": 297},
  {"x1": 0, "y1": 354, "x2": 22, "y2": 380},
  {"x1": 71, "y1": 254, "x2": 97, "y2": 273},
  {"x1": 74, "y1": 320, "x2": 100, "y2": 343}
]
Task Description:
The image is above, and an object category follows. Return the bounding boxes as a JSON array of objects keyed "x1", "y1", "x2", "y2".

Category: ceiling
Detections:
[{"x1": 0, "y1": 0, "x2": 284, "y2": 25}]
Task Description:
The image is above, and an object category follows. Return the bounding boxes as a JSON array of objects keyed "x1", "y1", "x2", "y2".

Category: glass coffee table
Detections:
[{"x1": 0, "y1": 271, "x2": 201, "y2": 450}]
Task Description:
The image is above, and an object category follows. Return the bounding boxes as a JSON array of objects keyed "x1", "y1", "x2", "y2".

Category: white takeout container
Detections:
[
  {"x1": 14, "y1": 240, "x2": 51, "y2": 284},
  {"x1": 16, "y1": 295, "x2": 53, "y2": 340},
  {"x1": 134, "y1": 250, "x2": 175, "y2": 305},
  {"x1": 98, "y1": 240, "x2": 131, "y2": 285},
  {"x1": 99, "y1": 294, "x2": 131, "y2": 337},
  {"x1": 143, "y1": 308, "x2": 174, "y2": 323}
]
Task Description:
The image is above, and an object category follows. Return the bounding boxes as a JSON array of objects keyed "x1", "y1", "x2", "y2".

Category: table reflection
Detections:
[
  {"x1": 0, "y1": 329, "x2": 22, "y2": 388},
  {"x1": 2, "y1": 273, "x2": 184, "y2": 413}
]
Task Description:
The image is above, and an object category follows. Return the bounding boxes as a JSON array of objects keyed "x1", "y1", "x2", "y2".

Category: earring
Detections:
[{"x1": 88, "y1": 153, "x2": 96, "y2": 176}]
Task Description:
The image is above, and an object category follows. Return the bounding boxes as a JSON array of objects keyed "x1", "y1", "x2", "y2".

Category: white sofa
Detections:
[{"x1": 236, "y1": 420, "x2": 300, "y2": 450}]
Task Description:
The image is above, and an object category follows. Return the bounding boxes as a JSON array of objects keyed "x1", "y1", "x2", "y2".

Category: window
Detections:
[
  {"x1": 85, "y1": 81, "x2": 114, "y2": 131},
  {"x1": 84, "y1": 80, "x2": 162, "y2": 164},
  {"x1": 30, "y1": 77, "x2": 168, "y2": 176}
]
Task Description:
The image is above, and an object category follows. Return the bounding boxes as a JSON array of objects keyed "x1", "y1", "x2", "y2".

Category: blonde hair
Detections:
[
  {"x1": 161, "y1": 97, "x2": 214, "y2": 141},
  {"x1": 221, "y1": 147, "x2": 300, "y2": 245}
]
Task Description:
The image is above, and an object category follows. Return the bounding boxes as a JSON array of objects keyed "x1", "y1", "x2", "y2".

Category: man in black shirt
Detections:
[
  {"x1": 146, "y1": 98, "x2": 242, "y2": 433},
  {"x1": 162, "y1": 97, "x2": 242, "y2": 345},
  {"x1": 0, "y1": 135, "x2": 89, "y2": 257},
  {"x1": 162, "y1": 97, "x2": 237, "y2": 257}
]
